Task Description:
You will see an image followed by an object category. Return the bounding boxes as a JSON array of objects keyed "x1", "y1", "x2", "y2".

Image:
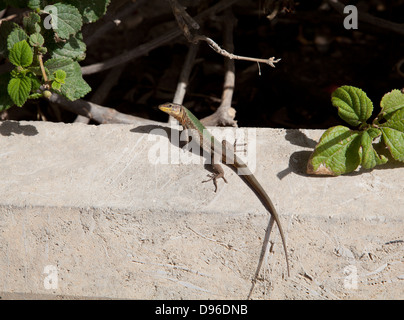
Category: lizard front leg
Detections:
[
  {"x1": 202, "y1": 139, "x2": 236, "y2": 192},
  {"x1": 203, "y1": 161, "x2": 228, "y2": 192}
]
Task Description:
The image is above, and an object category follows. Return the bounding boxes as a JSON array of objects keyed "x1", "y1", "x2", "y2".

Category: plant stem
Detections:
[{"x1": 37, "y1": 53, "x2": 48, "y2": 84}]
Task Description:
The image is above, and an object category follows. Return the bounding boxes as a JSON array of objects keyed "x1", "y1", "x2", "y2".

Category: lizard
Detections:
[{"x1": 158, "y1": 102, "x2": 291, "y2": 282}]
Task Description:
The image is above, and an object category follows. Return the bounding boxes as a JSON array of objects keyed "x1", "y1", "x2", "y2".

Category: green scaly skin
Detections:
[{"x1": 158, "y1": 102, "x2": 290, "y2": 282}]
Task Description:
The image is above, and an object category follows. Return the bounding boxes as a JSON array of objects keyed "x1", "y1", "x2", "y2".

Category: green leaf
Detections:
[
  {"x1": 307, "y1": 125, "x2": 362, "y2": 175},
  {"x1": 27, "y1": 72, "x2": 41, "y2": 91},
  {"x1": 379, "y1": 89, "x2": 404, "y2": 121},
  {"x1": 29, "y1": 33, "x2": 45, "y2": 47},
  {"x1": 8, "y1": 40, "x2": 33, "y2": 67},
  {"x1": 48, "y1": 32, "x2": 86, "y2": 61},
  {"x1": 331, "y1": 86, "x2": 373, "y2": 127},
  {"x1": 360, "y1": 128, "x2": 388, "y2": 169},
  {"x1": 0, "y1": 21, "x2": 18, "y2": 57},
  {"x1": 44, "y1": 3, "x2": 83, "y2": 39},
  {"x1": 28, "y1": 92, "x2": 43, "y2": 99},
  {"x1": 28, "y1": 65, "x2": 43, "y2": 76},
  {"x1": 45, "y1": 57, "x2": 91, "y2": 100},
  {"x1": 65, "y1": 0, "x2": 111, "y2": 23},
  {"x1": 0, "y1": 73, "x2": 14, "y2": 111},
  {"x1": 23, "y1": 12, "x2": 42, "y2": 34},
  {"x1": 51, "y1": 81, "x2": 61, "y2": 91},
  {"x1": 7, "y1": 27, "x2": 28, "y2": 51},
  {"x1": 380, "y1": 108, "x2": 404, "y2": 161},
  {"x1": 54, "y1": 69, "x2": 66, "y2": 82},
  {"x1": 7, "y1": 75, "x2": 32, "y2": 107},
  {"x1": 27, "y1": 0, "x2": 42, "y2": 10},
  {"x1": 38, "y1": 46, "x2": 48, "y2": 54}
]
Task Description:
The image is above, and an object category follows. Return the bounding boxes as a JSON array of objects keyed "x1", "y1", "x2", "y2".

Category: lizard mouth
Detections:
[
  {"x1": 158, "y1": 103, "x2": 182, "y2": 119},
  {"x1": 158, "y1": 105, "x2": 172, "y2": 114}
]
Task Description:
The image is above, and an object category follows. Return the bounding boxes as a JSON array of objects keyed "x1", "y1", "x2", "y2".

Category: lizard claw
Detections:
[{"x1": 202, "y1": 173, "x2": 227, "y2": 192}]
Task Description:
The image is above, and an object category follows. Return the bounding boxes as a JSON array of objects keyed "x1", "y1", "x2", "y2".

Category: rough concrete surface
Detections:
[{"x1": 0, "y1": 120, "x2": 402, "y2": 300}]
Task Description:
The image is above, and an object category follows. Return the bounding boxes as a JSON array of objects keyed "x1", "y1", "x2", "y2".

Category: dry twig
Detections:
[
  {"x1": 83, "y1": 0, "x2": 146, "y2": 46},
  {"x1": 172, "y1": 43, "x2": 199, "y2": 107},
  {"x1": 168, "y1": 0, "x2": 279, "y2": 126},
  {"x1": 195, "y1": 34, "x2": 281, "y2": 68},
  {"x1": 81, "y1": 0, "x2": 241, "y2": 75},
  {"x1": 200, "y1": 8, "x2": 237, "y2": 127},
  {"x1": 0, "y1": 13, "x2": 17, "y2": 23},
  {"x1": 73, "y1": 64, "x2": 126, "y2": 123},
  {"x1": 170, "y1": 0, "x2": 280, "y2": 68},
  {"x1": 48, "y1": 93, "x2": 159, "y2": 125}
]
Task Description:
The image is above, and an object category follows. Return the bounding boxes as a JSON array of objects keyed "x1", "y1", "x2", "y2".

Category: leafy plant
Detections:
[
  {"x1": 307, "y1": 86, "x2": 404, "y2": 175},
  {"x1": 0, "y1": 0, "x2": 111, "y2": 111}
]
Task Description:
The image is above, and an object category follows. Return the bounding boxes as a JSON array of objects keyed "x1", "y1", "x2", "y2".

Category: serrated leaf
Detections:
[
  {"x1": 331, "y1": 86, "x2": 373, "y2": 127},
  {"x1": 52, "y1": 81, "x2": 61, "y2": 90},
  {"x1": 28, "y1": 92, "x2": 43, "y2": 99},
  {"x1": 307, "y1": 125, "x2": 362, "y2": 175},
  {"x1": 38, "y1": 47, "x2": 47, "y2": 54},
  {"x1": 65, "y1": 0, "x2": 111, "y2": 23},
  {"x1": 29, "y1": 33, "x2": 45, "y2": 47},
  {"x1": 360, "y1": 129, "x2": 388, "y2": 169},
  {"x1": 28, "y1": 66, "x2": 43, "y2": 76},
  {"x1": 0, "y1": 73, "x2": 14, "y2": 111},
  {"x1": 54, "y1": 69, "x2": 66, "y2": 82},
  {"x1": 379, "y1": 89, "x2": 404, "y2": 120},
  {"x1": 45, "y1": 57, "x2": 91, "y2": 100},
  {"x1": 0, "y1": 21, "x2": 19, "y2": 57},
  {"x1": 27, "y1": 72, "x2": 41, "y2": 91},
  {"x1": 27, "y1": 0, "x2": 42, "y2": 10},
  {"x1": 7, "y1": 76, "x2": 32, "y2": 107},
  {"x1": 380, "y1": 108, "x2": 404, "y2": 161},
  {"x1": 23, "y1": 12, "x2": 41, "y2": 34},
  {"x1": 48, "y1": 32, "x2": 86, "y2": 61},
  {"x1": 8, "y1": 40, "x2": 33, "y2": 67},
  {"x1": 44, "y1": 3, "x2": 83, "y2": 39},
  {"x1": 7, "y1": 27, "x2": 28, "y2": 51}
]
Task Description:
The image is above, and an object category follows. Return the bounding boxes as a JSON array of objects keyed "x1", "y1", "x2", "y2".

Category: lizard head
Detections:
[{"x1": 158, "y1": 102, "x2": 184, "y2": 122}]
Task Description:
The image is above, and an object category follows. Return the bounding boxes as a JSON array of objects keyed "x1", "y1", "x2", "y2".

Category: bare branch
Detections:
[
  {"x1": 172, "y1": 43, "x2": 199, "y2": 106},
  {"x1": 74, "y1": 64, "x2": 126, "y2": 123},
  {"x1": 168, "y1": 0, "x2": 280, "y2": 68},
  {"x1": 81, "y1": 0, "x2": 242, "y2": 75},
  {"x1": 168, "y1": 0, "x2": 200, "y2": 42},
  {"x1": 81, "y1": 27, "x2": 180, "y2": 75},
  {"x1": 48, "y1": 94, "x2": 160, "y2": 125},
  {"x1": 0, "y1": 13, "x2": 17, "y2": 23},
  {"x1": 194, "y1": 35, "x2": 281, "y2": 68},
  {"x1": 327, "y1": 0, "x2": 404, "y2": 36},
  {"x1": 0, "y1": 9, "x2": 6, "y2": 19},
  {"x1": 201, "y1": 8, "x2": 237, "y2": 127},
  {"x1": 84, "y1": 0, "x2": 146, "y2": 46}
]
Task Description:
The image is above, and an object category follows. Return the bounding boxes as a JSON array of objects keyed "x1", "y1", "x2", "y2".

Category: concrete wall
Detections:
[{"x1": 0, "y1": 121, "x2": 402, "y2": 299}]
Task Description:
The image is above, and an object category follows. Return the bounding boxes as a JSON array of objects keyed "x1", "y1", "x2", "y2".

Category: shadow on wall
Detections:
[{"x1": 0, "y1": 121, "x2": 39, "y2": 136}]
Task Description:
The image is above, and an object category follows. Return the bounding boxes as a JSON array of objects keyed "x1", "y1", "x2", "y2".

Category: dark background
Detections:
[{"x1": 2, "y1": 0, "x2": 404, "y2": 129}]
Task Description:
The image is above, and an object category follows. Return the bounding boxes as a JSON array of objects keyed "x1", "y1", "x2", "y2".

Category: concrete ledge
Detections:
[{"x1": 0, "y1": 121, "x2": 403, "y2": 299}]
